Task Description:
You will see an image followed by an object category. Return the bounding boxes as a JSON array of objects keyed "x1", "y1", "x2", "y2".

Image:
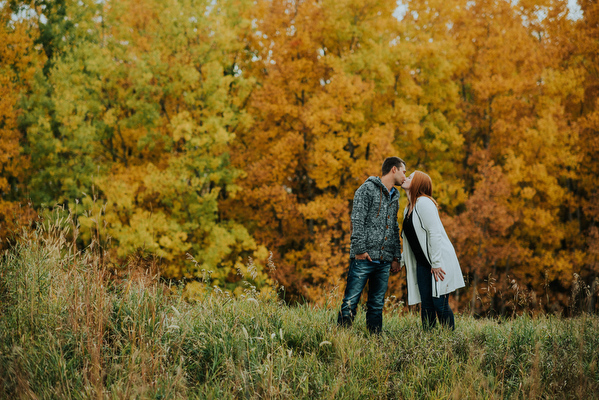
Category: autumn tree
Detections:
[
  {"x1": 435, "y1": 0, "x2": 583, "y2": 313},
  {"x1": 0, "y1": 3, "x2": 44, "y2": 245},
  {"x1": 226, "y1": 0, "x2": 466, "y2": 302},
  {"x1": 559, "y1": 0, "x2": 599, "y2": 311},
  {"x1": 17, "y1": 0, "x2": 271, "y2": 293},
  {"x1": 2, "y1": 0, "x2": 598, "y2": 311}
]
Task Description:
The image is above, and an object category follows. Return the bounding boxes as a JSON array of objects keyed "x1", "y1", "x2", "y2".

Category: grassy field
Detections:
[{"x1": 1, "y1": 224, "x2": 598, "y2": 399}]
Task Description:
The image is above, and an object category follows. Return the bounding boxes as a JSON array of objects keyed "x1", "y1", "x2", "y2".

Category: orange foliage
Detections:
[
  {"x1": 0, "y1": 6, "x2": 44, "y2": 245},
  {"x1": 1, "y1": 0, "x2": 598, "y2": 312}
]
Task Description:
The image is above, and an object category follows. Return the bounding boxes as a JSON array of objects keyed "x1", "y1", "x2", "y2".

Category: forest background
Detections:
[{"x1": 1, "y1": 0, "x2": 598, "y2": 316}]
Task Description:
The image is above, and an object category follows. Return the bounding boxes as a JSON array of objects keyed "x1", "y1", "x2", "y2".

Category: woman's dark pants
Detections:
[
  {"x1": 337, "y1": 259, "x2": 391, "y2": 334},
  {"x1": 416, "y1": 261, "x2": 455, "y2": 330}
]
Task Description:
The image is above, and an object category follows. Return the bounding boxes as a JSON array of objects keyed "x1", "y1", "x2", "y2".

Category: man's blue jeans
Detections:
[
  {"x1": 337, "y1": 258, "x2": 391, "y2": 333},
  {"x1": 416, "y1": 261, "x2": 455, "y2": 330}
]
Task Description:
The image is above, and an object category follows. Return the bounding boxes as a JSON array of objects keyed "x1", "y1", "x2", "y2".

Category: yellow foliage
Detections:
[{"x1": 2, "y1": 0, "x2": 598, "y2": 310}]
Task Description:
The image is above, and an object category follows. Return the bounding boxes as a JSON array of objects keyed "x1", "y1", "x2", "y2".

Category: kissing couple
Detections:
[{"x1": 337, "y1": 157, "x2": 465, "y2": 334}]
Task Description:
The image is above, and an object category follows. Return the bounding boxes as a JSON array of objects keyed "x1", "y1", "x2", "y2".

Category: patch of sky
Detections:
[
  {"x1": 287, "y1": 24, "x2": 296, "y2": 36},
  {"x1": 267, "y1": 49, "x2": 274, "y2": 64},
  {"x1": 515, "y1": 0, "x2": 581, "y2": 22},
  {"x1": 567, "y1": 0, "x2": 582, "y2": 20},
  {"x1": 395, "y1": 0, "x2": 582, "y2": 24},
  {"x1": 394, "y1": 1, "x2": 407, "y2": 21},
  {"x1": 6, "y1": 2, "x2": 44, "y2": 25},
  {"x1": 233, "y1": 64, "x2": 242, "y2": 77},
  {"x1": 204, "y1": 0, "x2": 216, "y2": 17}
]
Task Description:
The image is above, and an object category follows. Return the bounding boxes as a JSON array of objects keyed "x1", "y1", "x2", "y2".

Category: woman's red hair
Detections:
[{"x1": 409, "y1": 171, "x2": 438, "y2": 209}]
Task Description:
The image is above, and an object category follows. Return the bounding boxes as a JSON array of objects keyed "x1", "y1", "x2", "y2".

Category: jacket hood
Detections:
[
  {"x1": 365, "y1": 176, "x2": 384, "y2": 187},
  {"x1": 365, "y1": 176, "x2": 397, "y2": 198}
]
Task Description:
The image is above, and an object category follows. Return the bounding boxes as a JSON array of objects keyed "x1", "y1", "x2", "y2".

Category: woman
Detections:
[{"x1": 400, "y1": 171, "x2": 465, "y2": 330}]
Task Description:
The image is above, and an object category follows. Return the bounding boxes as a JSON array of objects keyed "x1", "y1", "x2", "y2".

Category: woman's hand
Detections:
[{"x1": 432, "y1": 267, "x2": 446, "y2": 282}]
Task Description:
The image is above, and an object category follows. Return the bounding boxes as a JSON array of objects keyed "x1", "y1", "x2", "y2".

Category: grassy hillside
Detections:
[{"x1": 1, "y1": 225, "x2": 598, "y2": 399}]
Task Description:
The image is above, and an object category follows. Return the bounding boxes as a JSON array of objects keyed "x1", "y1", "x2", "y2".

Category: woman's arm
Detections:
[{"x1": 416, "y1": 197, "x2": 445, "y2": 271}]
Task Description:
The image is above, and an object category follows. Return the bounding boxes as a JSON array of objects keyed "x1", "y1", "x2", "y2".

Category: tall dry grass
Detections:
[{"x1": 1, "y1": 209, "x2": 598, "y2": 399}]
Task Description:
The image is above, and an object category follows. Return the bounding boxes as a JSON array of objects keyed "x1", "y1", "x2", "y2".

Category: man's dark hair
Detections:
[{"x1": 381, "y1": 157, "x2": 405, "y2": 176}]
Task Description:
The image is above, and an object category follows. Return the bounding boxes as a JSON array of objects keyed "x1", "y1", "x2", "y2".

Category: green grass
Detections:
[{"x1": 1, "y1": 226, "x2": 598, "y2": 399}]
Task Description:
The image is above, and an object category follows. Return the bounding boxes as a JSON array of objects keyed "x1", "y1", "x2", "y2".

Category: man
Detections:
[{"x1": 337, "y1": 157, "x2": 406, "y2": 334}]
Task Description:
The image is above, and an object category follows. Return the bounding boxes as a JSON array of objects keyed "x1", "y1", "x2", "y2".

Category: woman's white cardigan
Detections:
[{"x1": 401, "y1": 196, "x2": 465, "y2": 306}]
